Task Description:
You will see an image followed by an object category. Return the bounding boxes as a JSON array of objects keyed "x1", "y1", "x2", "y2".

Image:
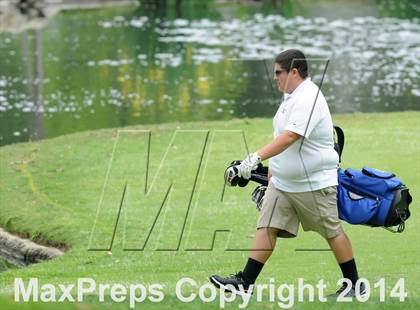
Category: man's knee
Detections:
[
  {"x1": 327, "y1": 231, "x2": 346, "y2": 242},
  {"x1": 257, "y1": 227, "x2": 280, "y2": 241}
]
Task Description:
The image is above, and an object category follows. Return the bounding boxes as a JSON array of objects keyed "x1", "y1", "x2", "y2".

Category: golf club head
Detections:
[
  {"x1": 251, "y1": 185, "x2": 267, "y2": 211},
  {"x1": 224, "y1": 160, "x2": 249, "y2": 187},
  {"x1": 224, "y1": 165, "x2": 240, "y2": 187}
]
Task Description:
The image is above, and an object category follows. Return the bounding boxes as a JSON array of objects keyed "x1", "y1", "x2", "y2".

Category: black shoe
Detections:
[
  {"x1": 328, "y1": 282, "x2": 366, "y2": 299},
  {"x1": 209, "y1": 272, "x2": 253, "y2": 296}
]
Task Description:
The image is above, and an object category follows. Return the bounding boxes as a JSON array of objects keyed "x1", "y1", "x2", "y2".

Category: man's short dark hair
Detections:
[{"x1": 275, "y1": 49, "x2": 308, "y2": 78}]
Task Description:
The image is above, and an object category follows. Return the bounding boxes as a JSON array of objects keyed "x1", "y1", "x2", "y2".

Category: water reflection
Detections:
[{"x1": 0, "y1": 1, "x2": 419, "y2": 145}]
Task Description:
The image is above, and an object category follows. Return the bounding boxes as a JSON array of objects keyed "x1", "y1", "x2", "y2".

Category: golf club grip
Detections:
[{"x1": 250, "y1": 172, "x2": 269, "y2": 186}]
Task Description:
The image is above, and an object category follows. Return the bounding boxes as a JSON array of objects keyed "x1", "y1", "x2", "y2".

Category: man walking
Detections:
[{"x1": 210, "y1": 49, "x2": 363, "y2": 298}]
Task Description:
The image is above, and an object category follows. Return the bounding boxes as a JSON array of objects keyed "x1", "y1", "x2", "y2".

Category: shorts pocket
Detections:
[{"x1": 320, "y1": 186, "x2": 337, "y2": 197}]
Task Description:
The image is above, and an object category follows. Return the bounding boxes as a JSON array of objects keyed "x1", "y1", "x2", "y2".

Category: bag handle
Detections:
[
  {"x1": 362, "y1": 167, "x2": 395, "y2": 179},
  {"x1": 382, "y1": 221, "x2": 405, "y2": 233}
]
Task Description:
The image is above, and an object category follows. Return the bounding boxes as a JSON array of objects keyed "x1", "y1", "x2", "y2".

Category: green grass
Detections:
[{"x1": 0, "y1": 111, "x2": 419, "y2": 309}]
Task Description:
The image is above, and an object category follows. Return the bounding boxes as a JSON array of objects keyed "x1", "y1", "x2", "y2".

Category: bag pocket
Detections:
[{"x1": 337, "y1": 186, "x2": 378, "y2": 225}]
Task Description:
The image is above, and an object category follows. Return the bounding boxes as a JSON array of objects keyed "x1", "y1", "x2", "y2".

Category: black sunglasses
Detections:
[{"x1": 274, "y1": 69, "x2": 288, "y2": 76}]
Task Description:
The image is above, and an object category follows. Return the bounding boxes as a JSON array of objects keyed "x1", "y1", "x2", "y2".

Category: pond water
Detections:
[{"x1": 0, "y1": 0, "x2": 419, "y2": 146}]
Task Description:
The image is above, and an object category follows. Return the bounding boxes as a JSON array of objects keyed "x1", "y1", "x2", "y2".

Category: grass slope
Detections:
[{"x1": 0, "y1": 112, "x2": 419, "y2": 309}]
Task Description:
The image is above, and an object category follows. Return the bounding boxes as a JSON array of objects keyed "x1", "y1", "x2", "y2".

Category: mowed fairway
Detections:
[{"x1": 0, "y1": 112, "x2": 419, "y2": 309}]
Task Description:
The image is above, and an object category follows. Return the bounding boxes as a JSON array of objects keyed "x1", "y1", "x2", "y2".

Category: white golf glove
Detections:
[{"x1": 237, "y1": 152, "x2": 261, "y2": 179}]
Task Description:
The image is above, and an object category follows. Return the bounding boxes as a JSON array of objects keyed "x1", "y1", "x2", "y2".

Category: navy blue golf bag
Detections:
[
  {"x1": 337, "y1": 167, "x2": 412, "y2": 232},
  {"x1": 334, "y1": 126, "x2": 412, "y2": 232}
]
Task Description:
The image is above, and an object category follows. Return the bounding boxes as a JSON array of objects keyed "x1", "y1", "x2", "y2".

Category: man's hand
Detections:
[{"x1": 237, "y1": 152, "x2": 261, "y2": 179}]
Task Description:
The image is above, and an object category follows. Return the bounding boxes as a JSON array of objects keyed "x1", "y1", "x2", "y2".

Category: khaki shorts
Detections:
[{"x1": 257, "y1": 181, "x2": 343, "y2": 239}]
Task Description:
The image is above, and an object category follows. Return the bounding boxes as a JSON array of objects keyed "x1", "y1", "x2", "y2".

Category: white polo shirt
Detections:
[{"x1": 269, "y1": 77, "x2": 339, "y2": 192}]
